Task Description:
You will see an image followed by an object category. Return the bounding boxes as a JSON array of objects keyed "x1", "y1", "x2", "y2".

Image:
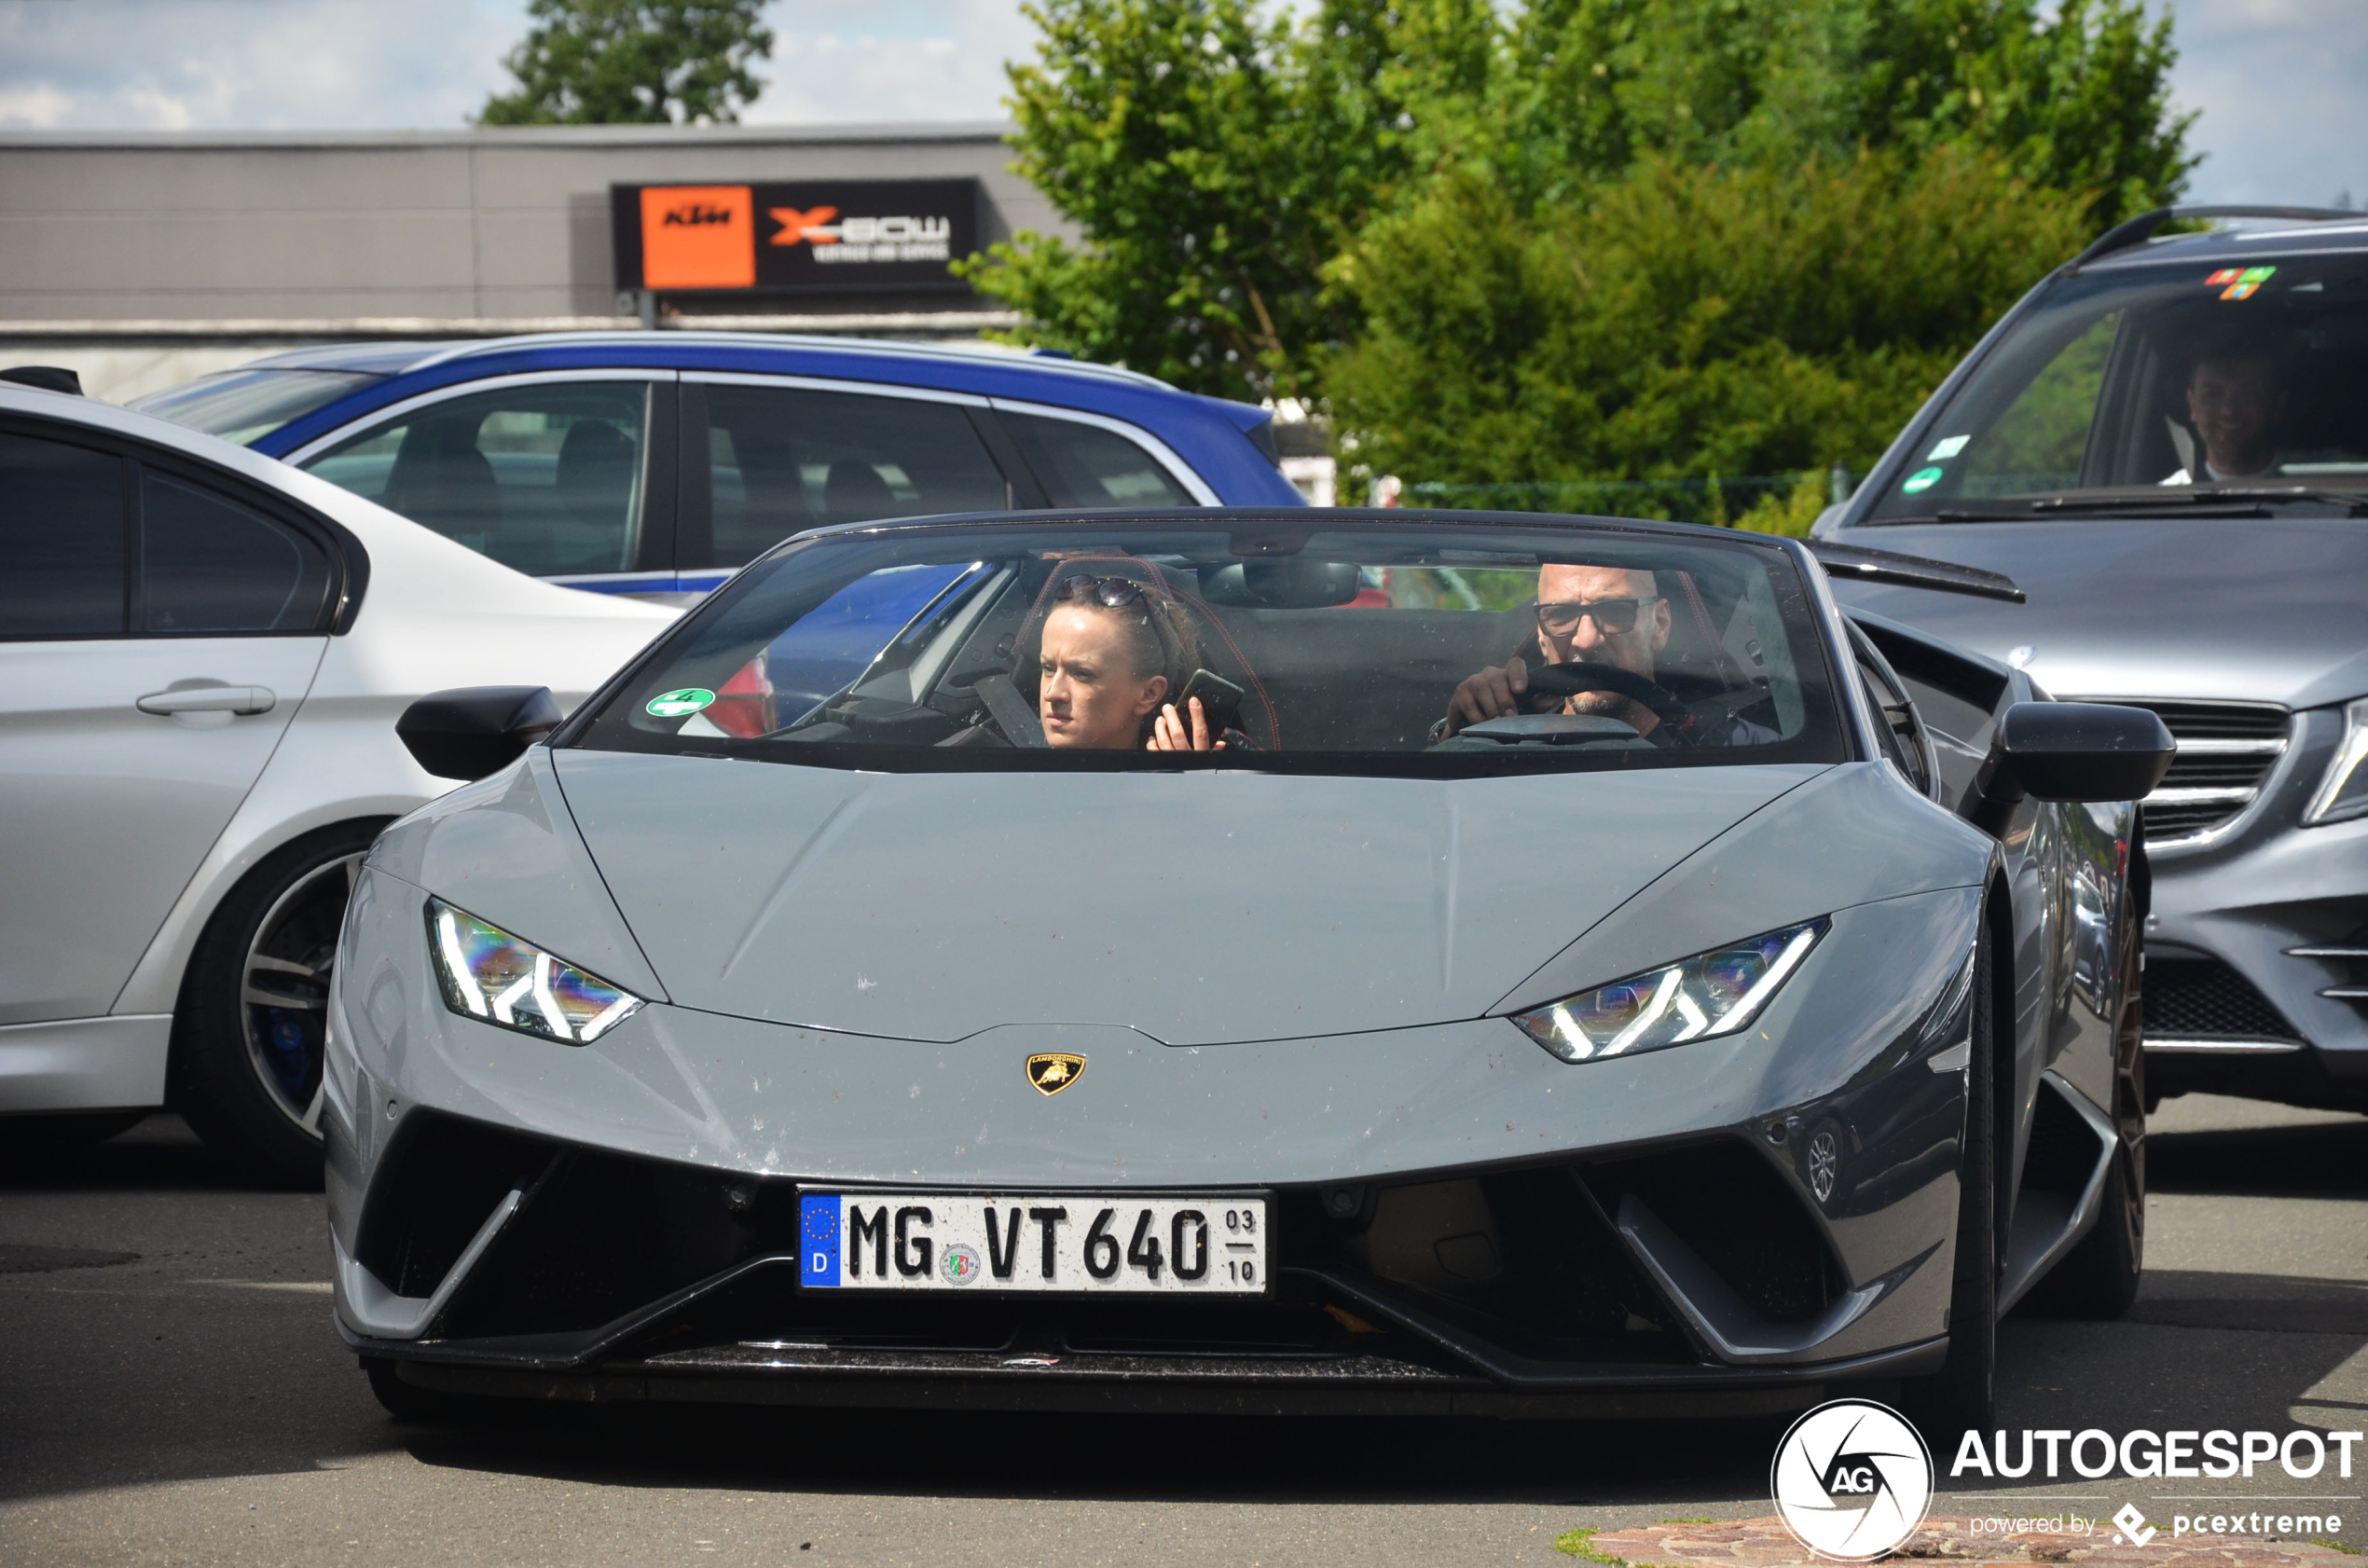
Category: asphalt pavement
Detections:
[{"x1": 2, "y1": 1093, "x2": 2362, "y2": 1568}]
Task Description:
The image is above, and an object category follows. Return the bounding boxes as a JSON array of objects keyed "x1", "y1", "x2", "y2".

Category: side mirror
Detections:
[
  {"x1": 0, "y1": 365, "x2": 83, "y2": 395},
  {"x1": 396, "y1": 686, "x2": 562, "y2": 781},
  {"x1": 1983, "y1": 701, "x2": 2174, "y2": 805}
]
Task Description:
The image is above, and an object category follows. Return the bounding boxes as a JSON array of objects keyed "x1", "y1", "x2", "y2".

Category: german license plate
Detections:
[{"x1": 798, "y1": 1191, "x2": 1268, "y2": 1294}]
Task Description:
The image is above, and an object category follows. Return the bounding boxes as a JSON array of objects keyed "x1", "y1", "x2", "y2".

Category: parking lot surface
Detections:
[{"x1": 2, "y1": 1093, "x2": 2362, "y2": 1567}]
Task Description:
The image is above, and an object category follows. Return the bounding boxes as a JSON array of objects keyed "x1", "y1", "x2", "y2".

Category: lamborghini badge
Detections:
[{"x1": 1026, "y1": 1052, "x2": 1085, "y2": 1096}]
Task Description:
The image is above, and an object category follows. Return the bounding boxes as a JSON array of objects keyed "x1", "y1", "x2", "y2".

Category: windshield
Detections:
[
  {"x1": 131, "y1": 368, "x2": 380, "y2": 446},
  {"x1": 1865, "y1": 248, "x2": 2368, "y2": 519},
  {"x1": 571, "y1": 517, "x2": 1846, "y2": 778}
]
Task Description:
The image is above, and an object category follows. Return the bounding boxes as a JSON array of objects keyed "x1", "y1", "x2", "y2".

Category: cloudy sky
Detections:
[{"x1": 0, "y1": 0, "x2": 2358, "y2": 207}]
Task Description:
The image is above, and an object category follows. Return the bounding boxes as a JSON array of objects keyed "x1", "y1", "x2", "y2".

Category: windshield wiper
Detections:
[
  {"x1": 2027, "y1": 487, "x2": 2368, "y2": 516},
  {"x1": 1873, "y1": 487, "x2": 2368, "y2": 523},
  {"x1": 1804, "y1": 541, "x2": 2026, "y2": 602}
]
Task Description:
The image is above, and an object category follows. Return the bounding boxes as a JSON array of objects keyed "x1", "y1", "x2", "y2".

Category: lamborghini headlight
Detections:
[
  {"x1": 1512, "y1": 918, "x2": 1828, "y2": 1063},
  {"x1": 2304, "y1": 697, "x2": 2368, "y2": 826},
  {"x1": 425, "y1": 898, "x2": 643, "y2": 1044}
]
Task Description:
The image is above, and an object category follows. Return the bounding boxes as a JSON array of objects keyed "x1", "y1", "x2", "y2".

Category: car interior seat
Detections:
[
  {"x1": 553, "y1": 420, "x2": 637, "y2": 571},
  {"x1": 382, "y1": 420, "x2": 504, "y2": 559},
  {"x1": 822, "y1": 460, "x2": 899, "y2": 528},
  {"x1": 2278, "y1": 312, "x2": 2368, "y2": 464},
  {"x1": 711, "y1": 433, "x2": 814, "y2": 567},
  {"x1": 1653, "y1": 570, "x2": 1737, "y2": 695}
]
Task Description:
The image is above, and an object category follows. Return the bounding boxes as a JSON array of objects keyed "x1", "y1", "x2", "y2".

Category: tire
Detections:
[
  {"x1": 1905, "y1": 903, "x2": 2000, "y2": 1442},
  {"x1": 169, "y1": 820, "x2": 387, "y2": 1190},
  {"x1": 364, "y1": 1357, "x2": 462, "y2": 1423},
  {"x1": 2020, "y1": 910, "x2": 2146, "y2": 1319}
]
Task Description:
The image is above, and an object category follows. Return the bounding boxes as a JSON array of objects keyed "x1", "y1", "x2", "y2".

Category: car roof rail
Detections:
[{"x1": 2073, "y1": 204, "x2": 2361, "y2": 268}]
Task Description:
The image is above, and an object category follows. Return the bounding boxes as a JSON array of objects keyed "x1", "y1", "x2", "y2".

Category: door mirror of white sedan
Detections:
[
  {"x1": 1985, "y1": 701, "x2": 2176, "y2": 805},
  {"x1": 397, "y1": 686, "x2": 562, "y2": 780}
]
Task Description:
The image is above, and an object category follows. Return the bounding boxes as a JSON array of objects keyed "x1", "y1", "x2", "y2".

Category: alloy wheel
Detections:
[{"x1": 240, "y1": 850, "x2": 364, "y2": 1138}]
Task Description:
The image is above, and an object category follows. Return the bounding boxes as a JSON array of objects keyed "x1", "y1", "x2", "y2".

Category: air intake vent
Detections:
[
  {"x1": 2081, "y1": 699, "x2": 2289, "y2": 845},
  {"x1": 2145, "y1": 956, "x2": 2298, "y2": 1042}
]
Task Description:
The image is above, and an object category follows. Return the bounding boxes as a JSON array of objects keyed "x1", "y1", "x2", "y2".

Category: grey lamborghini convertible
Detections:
[{"x1": 331, "y1": 509, "x2": 2170, "y2": 1429}]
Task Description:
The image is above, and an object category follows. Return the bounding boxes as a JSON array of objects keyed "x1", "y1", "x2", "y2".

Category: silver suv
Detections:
[{"x1": 1812, "y1": 205, "x2": 2368, "y2": 1113}]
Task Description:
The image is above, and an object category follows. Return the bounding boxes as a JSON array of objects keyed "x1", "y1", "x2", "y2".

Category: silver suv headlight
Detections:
[
  {"x1": 1511, "y1": 918, "x2": 1827, "y2": 1063},
  {"x1": 2304, "y1": 697, "x2": 2368, "y2": 826},
  {"x1": 425, "y1": 898, "x2": 644, "y2": 1044}
]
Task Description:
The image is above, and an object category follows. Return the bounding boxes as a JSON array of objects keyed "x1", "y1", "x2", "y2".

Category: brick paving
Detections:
[{"x1": 1581, "y1": 1515, "x2": 2361, "y2": 1568}]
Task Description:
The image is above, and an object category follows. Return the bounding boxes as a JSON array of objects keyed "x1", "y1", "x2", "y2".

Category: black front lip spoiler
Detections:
[
  {"x1": 358, "y1": 1333, "x2": 1947, "y2": 1419},
  {"x1": 341, "y1": 1252, "x2": 1947, "y2": 1415}
]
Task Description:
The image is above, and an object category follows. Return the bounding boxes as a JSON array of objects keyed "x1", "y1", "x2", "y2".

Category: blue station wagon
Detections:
[{"x1": 133, "y1": 333, "x2": 1305, "y2": 603}]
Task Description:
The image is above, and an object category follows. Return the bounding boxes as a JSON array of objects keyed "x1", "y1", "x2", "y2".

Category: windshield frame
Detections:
[
  {"x1": 1839, "y1": 242, "x2": 2368, "y2": 528},
  {"x1": 557, "y1": 509, "x2": 1854, "y2": 780}
]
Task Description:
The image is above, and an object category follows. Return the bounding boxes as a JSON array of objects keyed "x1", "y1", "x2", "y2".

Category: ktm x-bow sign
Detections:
[{"x1": 613, "y1": 179, "x2": 980, "y2": 296}]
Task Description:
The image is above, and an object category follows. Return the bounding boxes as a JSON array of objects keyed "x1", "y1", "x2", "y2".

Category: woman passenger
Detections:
[{"x1": 1035, "y1": 575, "x2": 1232, "y2": 752}]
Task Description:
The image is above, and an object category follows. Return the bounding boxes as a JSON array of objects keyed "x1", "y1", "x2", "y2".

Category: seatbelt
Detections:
[{"x1": 971, "y1": 672, "x2": 1047, "y2": 749}]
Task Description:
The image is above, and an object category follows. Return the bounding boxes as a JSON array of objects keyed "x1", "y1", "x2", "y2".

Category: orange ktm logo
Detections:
[
  {"x1": 640, "y1": 186, "x2": 754, "y2": 290},
  {"x1": 770, "y1": 206, "x2": 840, "y2": 247}
]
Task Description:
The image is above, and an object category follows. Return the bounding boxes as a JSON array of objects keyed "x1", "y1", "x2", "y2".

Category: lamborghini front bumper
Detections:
[{"x1": 326, "y1": 867, "x2": 1989, "y2": 1414}]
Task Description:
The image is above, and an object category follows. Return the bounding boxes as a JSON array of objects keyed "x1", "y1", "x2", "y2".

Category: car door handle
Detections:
[{"x1": 136, "y1": 685, "x2": 277, "y2": 717}]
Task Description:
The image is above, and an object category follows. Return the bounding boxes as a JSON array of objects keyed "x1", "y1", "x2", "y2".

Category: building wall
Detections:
[
  {"x1": 0, "y1": 124, "x2": 1067, "y2": 323},
  {"x1": 0, "y1": 344, "x2": 296, "y2": 406}
]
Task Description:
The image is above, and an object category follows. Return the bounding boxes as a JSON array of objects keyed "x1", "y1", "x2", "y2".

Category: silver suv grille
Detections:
[{"x1": 2081, "y1": 699, "x2": 2290, "y2": 846}]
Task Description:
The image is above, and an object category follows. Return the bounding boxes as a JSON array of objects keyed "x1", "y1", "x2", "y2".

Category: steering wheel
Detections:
[{"x1": 1517, "y1": 660, "x2": 1692, "y2": 734}]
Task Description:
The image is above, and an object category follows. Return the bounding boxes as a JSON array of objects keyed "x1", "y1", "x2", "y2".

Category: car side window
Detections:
[
  {"x1": 142, "y1": 472, "x2": 331, "y2": 635},
  {"x1": 1952, "y1": 311, "x2": 2121, "y2": 500},
  {"x1": 301, "y1": 381, "x2": 651, "y2": 577},
  {"x1": 0, "y1": 429, "x2": 129, "y2": 639},
  {"x1": 1002, "y1": 411, "x2": 1193, "y2": 507},
  {"x1": 699, "y1": 384, "x2": 1011, "y2": 569}
]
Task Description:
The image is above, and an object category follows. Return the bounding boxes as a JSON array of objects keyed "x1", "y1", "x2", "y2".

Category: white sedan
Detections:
[{"x1": 0, "y1": 379, "x2": 676, "y2": 1184}]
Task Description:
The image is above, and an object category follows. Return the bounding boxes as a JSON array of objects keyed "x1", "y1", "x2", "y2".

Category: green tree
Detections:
[
  {"x1": 478, "y1": 0, "x2": 773, "y2": 126},
  {"x1": 956, "y1": 0, "x2": 1480, "y2": 401},
  {"x1": 1447, "y1": 0, "x2": 2192, "y2": 226},
  {"x1": 1324, "y1": 146, "x2": 2092, "y2": 509},
  {"x1": 970, "y1": 0, "x2": 2189, "y2": 447}
]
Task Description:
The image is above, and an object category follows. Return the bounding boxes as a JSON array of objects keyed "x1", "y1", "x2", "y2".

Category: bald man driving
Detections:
[{"x1": 1436, "y1": 562, "x2": 1776, "y2": 747}]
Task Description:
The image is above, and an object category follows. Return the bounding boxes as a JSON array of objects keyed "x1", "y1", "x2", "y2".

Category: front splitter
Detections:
[{"x1": 352, "y1": 1328, "x2": 1947, "y2": 1420}]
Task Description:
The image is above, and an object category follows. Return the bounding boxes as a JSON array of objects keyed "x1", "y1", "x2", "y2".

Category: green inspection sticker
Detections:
[
  {"x1": 645, "y1": 687, "x2": 717, "y2": 719},
  {"x1": 1901, "y1": 465, "x2": 1945, "y2": 494}
]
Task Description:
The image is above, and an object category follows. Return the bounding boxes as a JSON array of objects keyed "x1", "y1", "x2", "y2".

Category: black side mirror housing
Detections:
[
  {"x1": 1983, "y1": 701, "x2": 2175, "y2": 806},
  {"x1": 396, "y1": 686, "x2": 562, "y2": 781},
  {"x1": 0, "y1": 365, "x2": 83, "y2": 395}
]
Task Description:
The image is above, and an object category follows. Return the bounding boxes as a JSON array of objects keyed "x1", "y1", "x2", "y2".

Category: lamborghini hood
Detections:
[{"x1": 550, "y1": 751, "x2": 1827, "y2": 1046}]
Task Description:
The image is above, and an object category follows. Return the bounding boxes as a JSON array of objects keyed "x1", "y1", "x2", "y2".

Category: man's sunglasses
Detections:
[
  {"x1": 1536, "y1": 597, "x2": 1658, "y2": 636},
  {"x1": 1054, "y1": 574, "x2": 1151, "y2": 608}
]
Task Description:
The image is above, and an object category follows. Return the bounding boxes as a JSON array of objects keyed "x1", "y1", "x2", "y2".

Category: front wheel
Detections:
[
  {"x1": 170, "y1": 820, "x2": 386, "y2": 1189},
  {"x1": 1904, "y1": 906, "x2": 2000, "y2": 1441}
]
